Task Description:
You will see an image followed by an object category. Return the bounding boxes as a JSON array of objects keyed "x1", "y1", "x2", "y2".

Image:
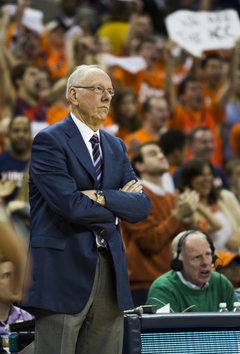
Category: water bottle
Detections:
[
  {"x1": 233, "y1": 302, "x2": 240, "y2": 312},
  {"x1": 218, "y1": 302, "x2": 228, "y2": 312},
  {"x1": 0, "y1": 333, "x2": 9, "y2": 353}
]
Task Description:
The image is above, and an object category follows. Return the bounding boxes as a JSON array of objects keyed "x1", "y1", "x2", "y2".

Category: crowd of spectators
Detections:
[{"x1": 0, "y1": 1, "x2": 240, "y2": 344}]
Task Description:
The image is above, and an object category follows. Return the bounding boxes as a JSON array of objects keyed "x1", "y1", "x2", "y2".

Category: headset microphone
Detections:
[{"x1": 215, "y1": 256, "x2": 224, "y2": 272}]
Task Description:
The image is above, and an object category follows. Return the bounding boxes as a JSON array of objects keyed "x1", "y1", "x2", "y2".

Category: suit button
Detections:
[{"x1": 92, "y1": 246, "x2": 97, "y2": 252}]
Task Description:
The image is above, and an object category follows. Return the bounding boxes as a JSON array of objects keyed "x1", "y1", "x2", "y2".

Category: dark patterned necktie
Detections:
[
  {"x1": 89, "y1": 134, "x2": 108, "y2": 249},
  {"x1": 90, "y1": 134, "x2": 102, "y2": 188}
]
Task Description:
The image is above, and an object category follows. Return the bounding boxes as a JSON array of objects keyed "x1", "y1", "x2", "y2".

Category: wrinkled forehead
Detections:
[
  {"x1": 183, "y1": 235, "x2": 210, "y2": 253},
  {"x1": 82, "y1": 69, "x2": 112, "y2": 87}
]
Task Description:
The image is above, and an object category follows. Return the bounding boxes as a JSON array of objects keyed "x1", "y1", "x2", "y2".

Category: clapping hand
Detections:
[{"x1": 0, "y1": 177, "x2": 18, "y2": 198}]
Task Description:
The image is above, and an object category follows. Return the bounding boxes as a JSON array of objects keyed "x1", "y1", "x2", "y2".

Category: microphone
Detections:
[
  {"x1": 215, "y1": 256, "x2": 223, "y2": 272},
  {"x1": 124, "y1": 305, "x2": 157, "y2": 315},
  {"x1": 124, "y1": 306, "x2": 143, "y2": 315}
]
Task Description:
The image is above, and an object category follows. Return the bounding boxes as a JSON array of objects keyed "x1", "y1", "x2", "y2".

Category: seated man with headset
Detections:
[{"x1": 147, "y1": 230, "x2": 237, "y2": 312}]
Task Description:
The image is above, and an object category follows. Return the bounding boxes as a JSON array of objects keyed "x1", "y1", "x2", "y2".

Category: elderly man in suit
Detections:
[{"x1": 26, "y1": 64, "x2": 151, "y2": 354}]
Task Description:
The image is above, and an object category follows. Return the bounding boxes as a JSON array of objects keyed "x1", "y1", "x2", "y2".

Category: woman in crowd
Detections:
[
  {"x1": 178, "y1": 157, "x2": 240, "y2": 253},
  {"x1": 102, "y1": 87, "x2": 142, "y2": 140}
]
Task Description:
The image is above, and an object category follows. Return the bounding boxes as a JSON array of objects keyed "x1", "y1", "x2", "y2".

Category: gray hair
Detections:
[
  {"x1": 171, "y1": 231, "x2": 208, "y2": 260},
  {"x1": 66, "y1": 64, "x2": 102, "y2": 103}
]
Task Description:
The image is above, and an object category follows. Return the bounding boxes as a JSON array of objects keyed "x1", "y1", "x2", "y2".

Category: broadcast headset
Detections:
[{"x1": 170, "y1": 230, "x2": 218, "y2": 272}]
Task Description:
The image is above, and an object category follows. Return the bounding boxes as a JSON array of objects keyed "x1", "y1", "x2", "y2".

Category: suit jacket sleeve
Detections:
[{"x1": 103, "y1": 139, "x2": 151, "y2": 223}]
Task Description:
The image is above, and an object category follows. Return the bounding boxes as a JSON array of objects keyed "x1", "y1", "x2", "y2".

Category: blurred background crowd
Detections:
[{"x1": 1, "y1": 0, "x2": 240, "y2": 331}]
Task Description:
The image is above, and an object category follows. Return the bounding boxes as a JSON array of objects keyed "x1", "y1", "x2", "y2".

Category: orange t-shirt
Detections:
[
  {"x1": 169, "y1": 104, "x2": 222, "y2": 166},
  {"x1": 47, "y1": 49, "x2": 67, "y2": 82},
  {"x1": 202, "y1": 84, "x2": 224, "y2": 124},
  {"x1": 101, "y1": 112, "x2": 140, "y2": 141},
  {"x1": 113, "y1": 58, "x2": 192, "y2": 108},
  {"x1": 47, "y1": 106, "x2": 69, "y2": 125},
  {"x1": 124, "y1": 128, "x2": 158, "y2": 159},
  {"x1": 113, "y1": 67, "x2": 165, "y2": 106},
  {"x1": 230, "y1": 123, "x2": 240, "y2": 158}
]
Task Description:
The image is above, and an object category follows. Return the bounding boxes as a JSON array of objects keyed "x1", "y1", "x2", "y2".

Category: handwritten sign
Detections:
[{"x1": 165, "y1": 9, "x2": 240, "y2": 57}]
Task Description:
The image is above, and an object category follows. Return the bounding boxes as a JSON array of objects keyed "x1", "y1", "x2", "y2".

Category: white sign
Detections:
[
  {"x1": 166, "y1": 9, "x2": 240, "y2": 57},
  {"x1": 102, "y1": 53, "x2": 147, "y2": 74},
  {"x1": 22, "y1": 8, "x2": 44, "y2": 36}
]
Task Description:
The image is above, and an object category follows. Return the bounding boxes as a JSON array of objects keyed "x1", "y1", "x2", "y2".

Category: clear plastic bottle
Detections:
[
  {"x1": 218, "y1": 302, "x2": 228, "y2": 312},
  {"x1": 233, "y1": 302, "x2": 240, "y2": 312}
]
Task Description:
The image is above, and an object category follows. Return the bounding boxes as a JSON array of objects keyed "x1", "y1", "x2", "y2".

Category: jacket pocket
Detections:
[{"x1": 31, "y1": 236, "x2": 66, "y2": 250}]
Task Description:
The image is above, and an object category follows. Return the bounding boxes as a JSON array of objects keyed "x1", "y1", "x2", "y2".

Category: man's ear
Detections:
[
  {"x1": 15, "y1": 78, "x2": 22, "y2": 91},
  {"x1": 134, "y1": 161, "x2": 145, "y2": 175},
  {"x1": 68, "y1": 87, "x2": 79, "y2": 106},
  {"x1": 179, "y1": 93, "x2": 186, "y2": 105}
]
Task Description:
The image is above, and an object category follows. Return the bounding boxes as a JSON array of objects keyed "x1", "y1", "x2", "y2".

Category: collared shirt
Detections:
[
  {"x1": 177, "y1": 271, "x2": 209, "y2": 290},
  {"x1": 0, "y1": 304, "x2": 34, "y2": 334},
  {"x1": 70, "y1": 112, "x2": 102, "y2": 162},
  {"x1": 139, "y1": 179, "x2": 166, "y2": 196}
]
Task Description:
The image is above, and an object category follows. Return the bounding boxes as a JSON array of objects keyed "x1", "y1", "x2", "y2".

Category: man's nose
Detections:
[{"x1": 102, "y1": 90, "x2": 112, "y2": 101}]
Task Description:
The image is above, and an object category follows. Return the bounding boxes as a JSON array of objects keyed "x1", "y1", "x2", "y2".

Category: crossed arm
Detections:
[
  {"x1": 81, "y1": 179, "x2": 143, "y2": 205},
  {"x1": 30, "y1": 131, "x2": 150, "y2": 232}
]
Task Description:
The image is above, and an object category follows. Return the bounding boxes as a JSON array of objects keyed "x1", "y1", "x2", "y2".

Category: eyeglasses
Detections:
[{"x1": 73, "y1": 85, "x2": 115, "y2": 96}]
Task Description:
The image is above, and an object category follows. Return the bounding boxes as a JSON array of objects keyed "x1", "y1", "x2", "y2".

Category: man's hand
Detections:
[{"x1": 121, "y1": 180, "x2": 143, "y2": 193}]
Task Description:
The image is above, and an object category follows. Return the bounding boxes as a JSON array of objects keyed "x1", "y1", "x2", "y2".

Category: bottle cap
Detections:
[
  {"x1": 233, "y1": 302, "x2": 240, "y2": 307},
  {"x1": 219, "y1": 302, "x2": 227, "y2": 307}
]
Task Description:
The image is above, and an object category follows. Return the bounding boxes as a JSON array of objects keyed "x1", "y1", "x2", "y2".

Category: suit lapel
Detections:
[{"x1": 65, "y1": 115, "x2": 96, "y2": 184}]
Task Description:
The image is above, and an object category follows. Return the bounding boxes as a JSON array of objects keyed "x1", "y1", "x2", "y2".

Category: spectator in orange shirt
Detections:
[
  {"x1": 113, "y1": 37, "x2": 193, "y2": 109},
  {"x1": 46, "y1": 90, "x2": 70, "y2": 126},
  {"x1": 165, "y1": 40, "x2": 238, "y2": 167},
  {"x1": 223, "y1": 41, "x2": 240, "y2": 162},
  {"x1": 5, "y1": 1, "x2": 49, "y2": 68},
  {"x1": 201, "y1": 53, "x2": 231, "y2": 125},
  {"x1": 124, "y1": 96, "x2": 169, "y2": 158},
  {"x1": 113, "y1": 37, "x2": 165, "y2": 105},
  {"x1": 46, "y1": 20, "x2": 68, "y2": 82},
  {"x1": 166, "y1": 72, "x2": 223, "y2": 166},
  {"x1": 124, "y1": 95, "x2": 175, "y2": 192}
]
